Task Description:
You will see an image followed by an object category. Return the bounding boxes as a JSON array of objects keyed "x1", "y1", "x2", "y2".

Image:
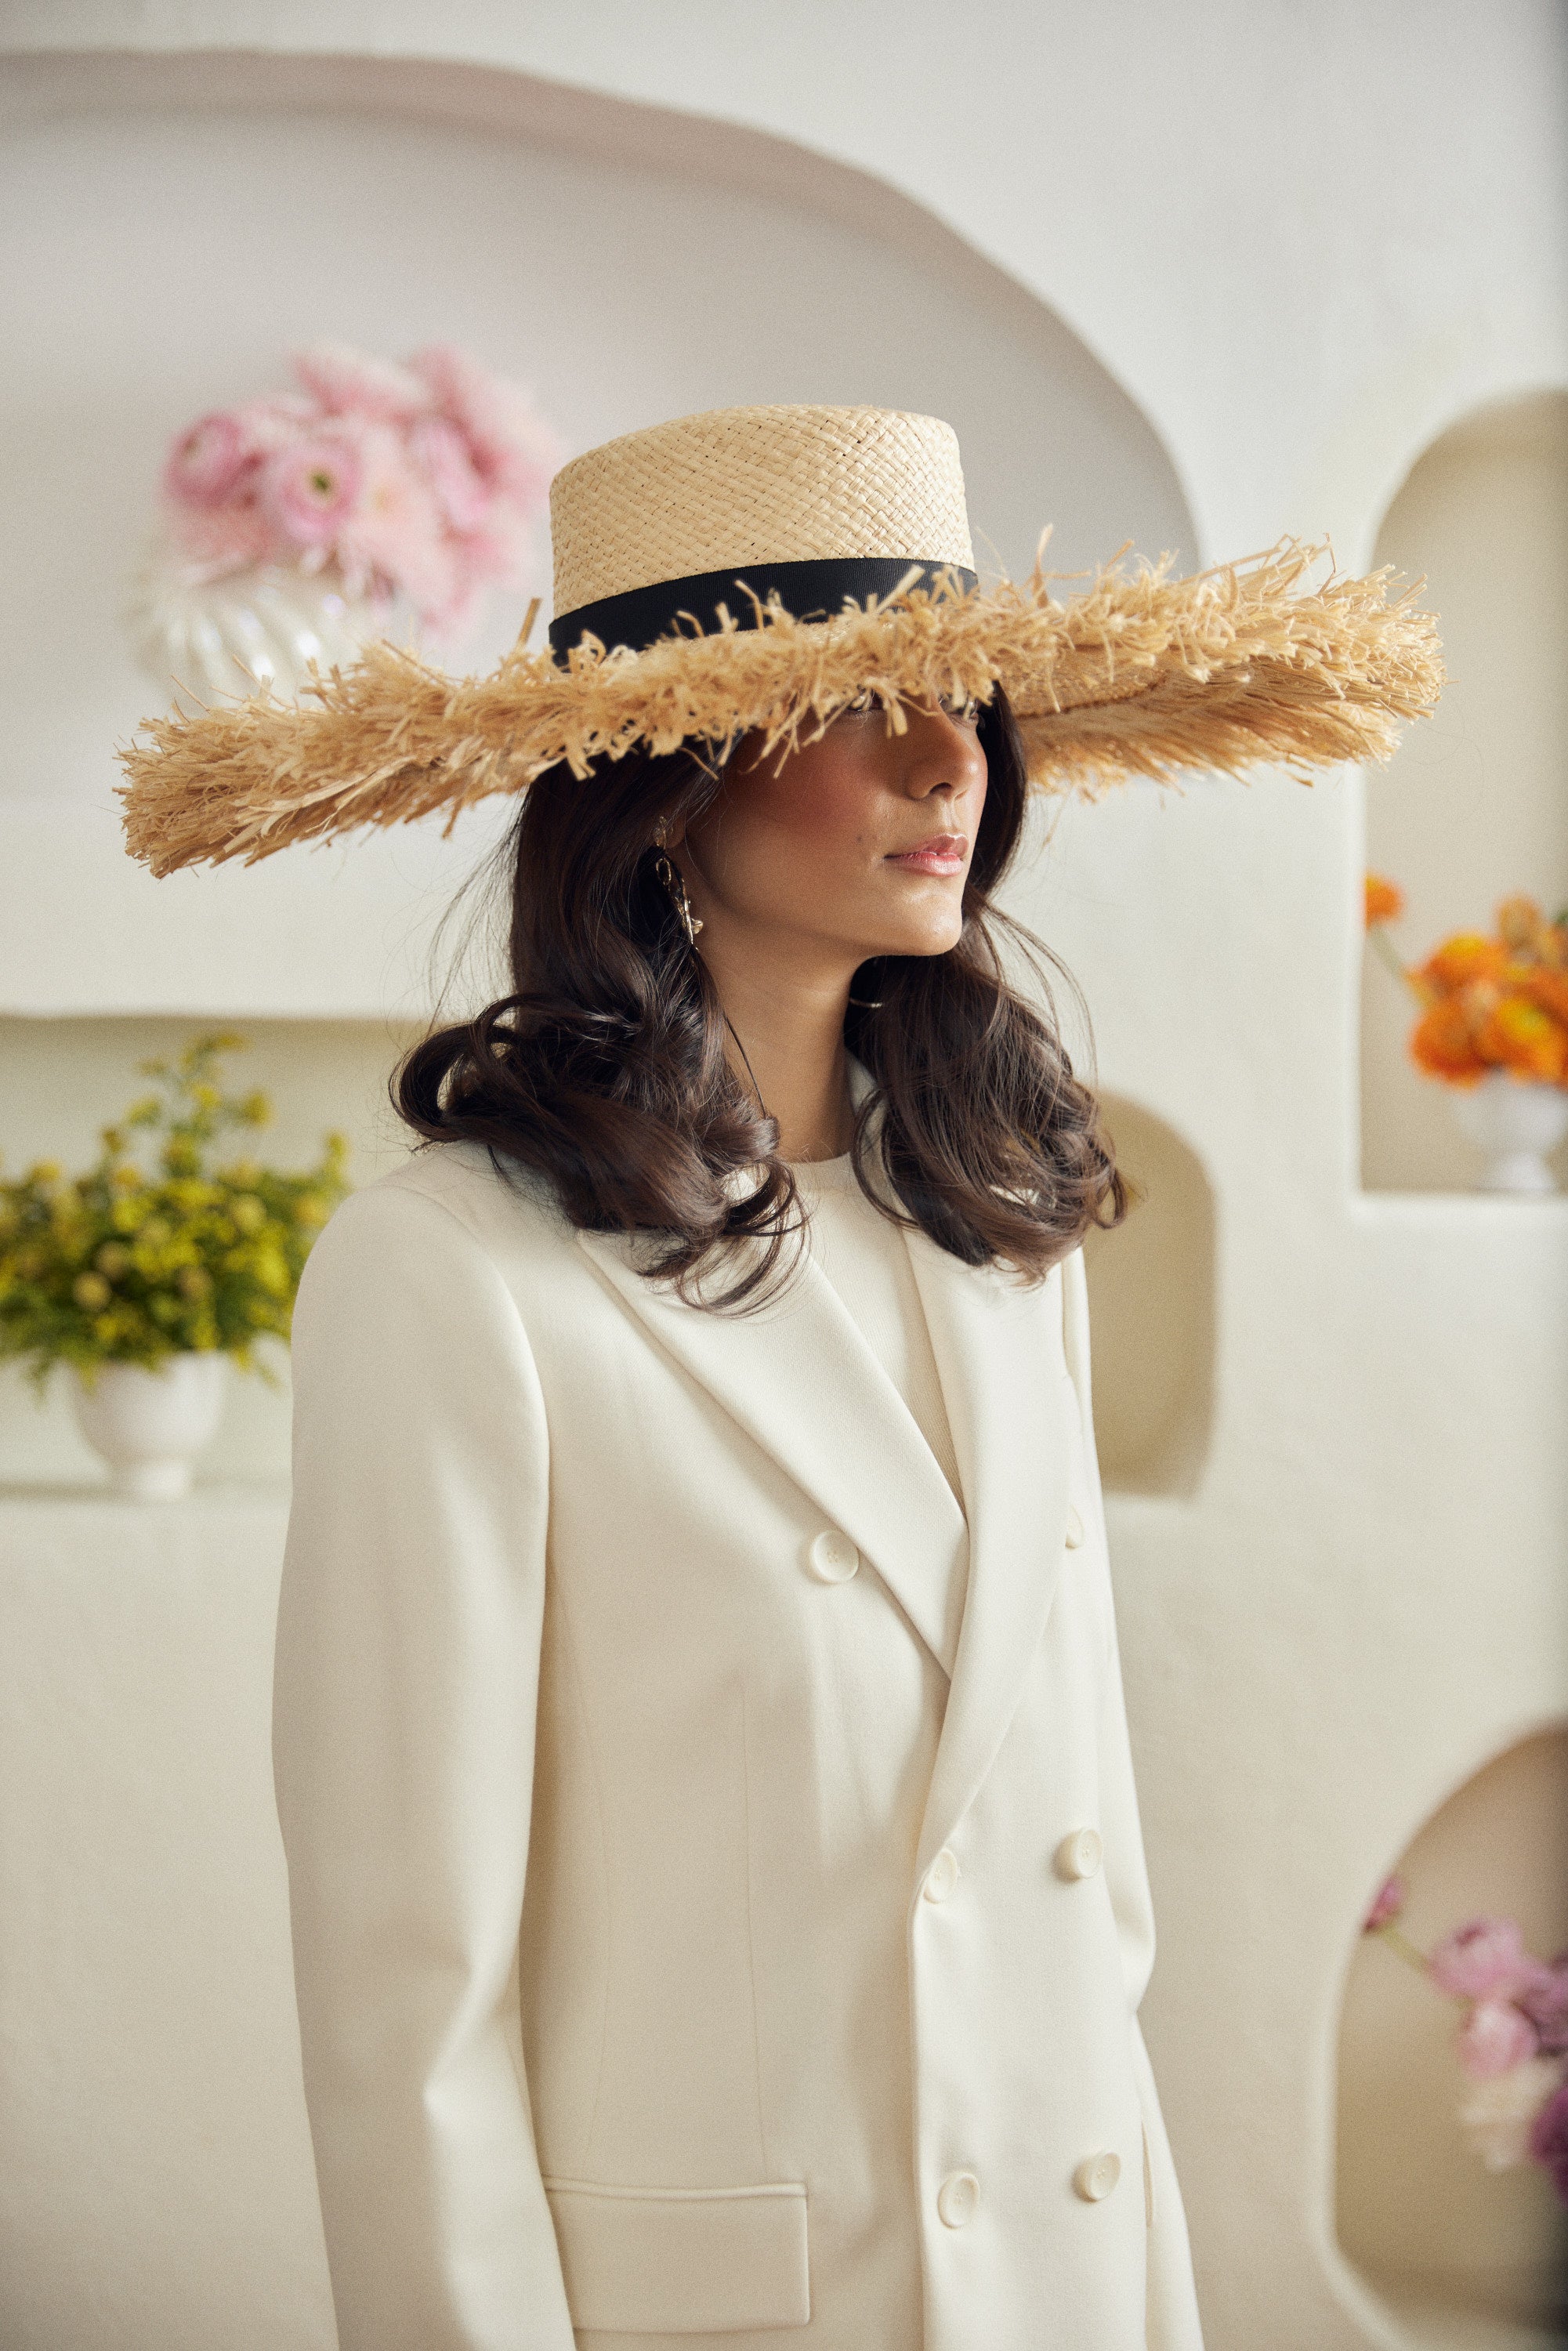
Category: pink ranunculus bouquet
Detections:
[
  {"x1": 1363, "y1": 1875, "x2": 1568, "y2": 2201},
  {"x1": 157, "y1": 342, "x2": 560, "y2": 638}
]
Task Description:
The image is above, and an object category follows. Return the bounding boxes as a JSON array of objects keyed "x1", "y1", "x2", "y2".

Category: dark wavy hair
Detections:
[{"x1": 393, "y1": 688, "x2": 1125, "y2": 1309}]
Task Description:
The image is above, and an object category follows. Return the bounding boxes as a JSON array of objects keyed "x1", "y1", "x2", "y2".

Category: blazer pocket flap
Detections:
[{"x1": 544, "y1": 2177, "x2": 810, "y2": 2334}]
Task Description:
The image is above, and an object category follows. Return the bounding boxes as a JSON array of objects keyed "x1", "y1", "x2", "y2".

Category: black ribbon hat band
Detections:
[{"x1": 549, "y1": 554, "x2": 979, "y2": 657}]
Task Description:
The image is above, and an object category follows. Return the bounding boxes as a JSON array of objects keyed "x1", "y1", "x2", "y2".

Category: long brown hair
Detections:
[{"x1": 393, "y1": 689, "x2": 1125, "y2": 1307}]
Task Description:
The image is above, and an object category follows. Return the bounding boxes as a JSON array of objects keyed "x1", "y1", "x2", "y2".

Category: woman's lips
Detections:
[{"x1": 885, "y1": 834, "x2": 968, "y2": 876}]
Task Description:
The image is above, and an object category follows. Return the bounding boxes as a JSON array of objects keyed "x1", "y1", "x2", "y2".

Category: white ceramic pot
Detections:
[
  {"x1": 70, "y1": 1353, "x2": 230, "y2": 1501},
  {"x1": 125, "y1": 548, "x2": 379, "y2": 713},
  {"x1": 1447, "y1": 1071, "x2": 1568, "y2": 1195}
]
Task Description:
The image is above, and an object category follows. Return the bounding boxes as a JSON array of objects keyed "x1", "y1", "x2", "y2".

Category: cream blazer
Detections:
[{"x1": 273, "y1": 1136, "x2": 1205, "y2": 2351}]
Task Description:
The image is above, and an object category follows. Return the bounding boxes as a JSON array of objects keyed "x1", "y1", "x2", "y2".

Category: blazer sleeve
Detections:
[
  {"x1": 271, "y1": 1177, "x2": 576, "y2": 2351},
  {"x1": 1061, "y1": 1245, "x2": 1206, "y2": 2351}
]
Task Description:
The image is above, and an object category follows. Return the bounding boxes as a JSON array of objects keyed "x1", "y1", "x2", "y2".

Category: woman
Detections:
[{"x1": 121, "y1": 402, "x2": 1441, "y2": 2350}]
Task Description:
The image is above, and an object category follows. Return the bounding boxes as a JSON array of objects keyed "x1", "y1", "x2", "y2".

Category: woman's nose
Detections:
[{"x1": 904, "y1": 705, "x2": 986, "y2": 795}]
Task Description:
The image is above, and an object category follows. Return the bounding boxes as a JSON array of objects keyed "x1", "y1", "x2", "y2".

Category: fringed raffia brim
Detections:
[{"x1": 118, "y1": 536, "x2": 1442, "y2": 878}]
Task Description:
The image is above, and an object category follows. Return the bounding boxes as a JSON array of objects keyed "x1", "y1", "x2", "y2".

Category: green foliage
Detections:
[{"x1": 0, "y1": 1034, "x2": 350, "y2": 1393}]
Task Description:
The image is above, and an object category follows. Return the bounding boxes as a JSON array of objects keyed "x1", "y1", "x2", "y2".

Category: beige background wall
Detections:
[{"x1": 1, "y1": 9, "x2": 1566, "y2": 2351}]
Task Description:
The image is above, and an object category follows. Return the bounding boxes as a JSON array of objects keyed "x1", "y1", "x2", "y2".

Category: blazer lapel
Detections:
[
  {"x1": 900, "y1": 1229, "x2": 1074, "y2": 1874},
  {"x1": 576, "y1": 1226, "x2": 969, "y2": 1678}
]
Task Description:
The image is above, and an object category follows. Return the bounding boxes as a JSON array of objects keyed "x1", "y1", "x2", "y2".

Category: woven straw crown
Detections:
[{"x1": 550, "y1": 404, "x2": 975, "y2": 619}]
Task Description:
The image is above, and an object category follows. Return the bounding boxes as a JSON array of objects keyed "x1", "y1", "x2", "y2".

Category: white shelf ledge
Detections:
[{"x1": 0, "y1": 1477, "x2": 289, "y2": 1512}]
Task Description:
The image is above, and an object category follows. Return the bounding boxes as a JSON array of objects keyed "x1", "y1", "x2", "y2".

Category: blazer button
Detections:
[
  {"x1": 806, "y1": 1531, "x2": 860, "y2": 1583},
  {"x1": 1054, "y1": 1828, "x2": 1103, "y2": 1882},
  {"x1": 1074, "y1": 2150, "x2": 1121, "y2": 2202},
  {"x1": 1064, "y1": 1504, "x2": 1085, "y2": 1549},
  {"x1": 936, "y1": 2170, "x2": 980, "y2": 2228},
  {"x1": 922, "y1": 1848, "x2": 960, "y2": 1903}
]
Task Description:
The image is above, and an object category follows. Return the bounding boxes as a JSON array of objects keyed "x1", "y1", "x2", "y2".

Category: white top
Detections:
[{"x1": 791, "y1": 1151, "x2": 965, "y2": 1510}]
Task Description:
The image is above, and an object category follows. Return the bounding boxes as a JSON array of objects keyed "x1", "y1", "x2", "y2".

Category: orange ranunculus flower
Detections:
[
  {"x1": 1521, "y1": 966, "x2": 1568, "y2": 1027},
  {"x1": 1495, "y1": 893, "x2": 1558, "y2": 958},
  {"x1": 1530, "y1": 911, "x2": 1568, "y2": 971},
  {"x1": 1418, "y1": 933, "x2": 1510, "y2": 994},
  {"x1": 1410, "y1": 998, "x2": 1489, "y2": 1083},
  {"x1": 1497, "y1": 893, "x2": 1542, "y2": 950},
  {"x1": 1496, "y1": 893, "x2": 1568, "y2": 969},
  {"x1": 1476, "y1": 994, "x2": 1568, "y2": 1084},
  {"x1": 1364, "y1": 873, "x2": 1405, "y2": 928}
]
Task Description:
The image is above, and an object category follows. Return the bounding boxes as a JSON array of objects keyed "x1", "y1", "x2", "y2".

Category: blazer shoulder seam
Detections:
[
  {"x1": 331, "y1": 1159, "x2": 494, "y2": 1255},
  {"x1": 360, "y1": 1144, "x2": 557, "y2": 1253}
]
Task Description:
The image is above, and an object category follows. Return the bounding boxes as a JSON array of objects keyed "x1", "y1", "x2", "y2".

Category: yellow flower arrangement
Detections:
[
  {"x1": 1365, "y1": 878, "x2": 1568, "y2": 1089},
  {"x1": 0, "y1": 1034, "x2": 349, "y2": 1393}
]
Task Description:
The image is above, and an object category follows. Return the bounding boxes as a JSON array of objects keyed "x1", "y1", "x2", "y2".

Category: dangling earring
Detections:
[{"x1": 652, "y1": 819, "x2": 703, "y2": 945}]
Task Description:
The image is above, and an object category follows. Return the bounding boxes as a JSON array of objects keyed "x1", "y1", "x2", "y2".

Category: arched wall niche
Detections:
[
  {"x1": 1081, "y1": 1096, "x2": 1215, "y2": 1497},
  {"x1": 1359, "y1": 386, "x2": 1568, "y2": 1195},
  {"x1": 0, "y1": 47, "x2": 1202, "y2": 1492},
  {"x1": 0, "y1": 45, "x2": 1196, "y2": 841},
  {"x1": 1334, "y1": 1722, "x2": 1568, "y2": 2349},
  {"x1": 0, "y1": 1013, "x2": 425, "y2": 1490},
  {"x1": 3, "y1": 42, "x2": 1200, "y2": 576}
]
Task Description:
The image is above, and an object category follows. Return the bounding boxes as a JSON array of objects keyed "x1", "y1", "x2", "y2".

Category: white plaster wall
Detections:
[
  {"x1": 0, "y1": 1491, "x2": 331, "y2": 2351},
  {"x1": 1, "y1": 11, "x2": 1566, "y2": 2351},
  {"x1": 16, "y1": 0, "x2": 1566, "y2": 557}
]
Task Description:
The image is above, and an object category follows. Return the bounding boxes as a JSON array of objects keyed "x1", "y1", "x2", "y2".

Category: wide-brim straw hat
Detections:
[{"x1": 118, "y1": 402, "x2": 1443, "y2": 876}]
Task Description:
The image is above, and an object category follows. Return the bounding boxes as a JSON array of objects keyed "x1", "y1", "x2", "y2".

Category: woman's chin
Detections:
[
  {"x1": 846, "y1": 929, "x2": 963, "y2": 965},
  {"x1": 877, "y1": 907, "x2": 968, "y2": 960}
]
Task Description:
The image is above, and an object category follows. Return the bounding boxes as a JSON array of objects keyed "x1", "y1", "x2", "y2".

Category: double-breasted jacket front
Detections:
[{"x1": 273, "y1": 1135, "x2": 1205, "y2": 2351}]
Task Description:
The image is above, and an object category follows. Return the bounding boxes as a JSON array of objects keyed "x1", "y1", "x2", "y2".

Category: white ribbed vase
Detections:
[
  {"x1": 1447, "y1": 1072, "x2": 1568, "y2": 1195},
  {"x1": 125, "y1": 550, "x2": 379, "y2": 713},
  {"x1": 70, "y1": 1354, "x2": 230, "y2": 1501}
]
